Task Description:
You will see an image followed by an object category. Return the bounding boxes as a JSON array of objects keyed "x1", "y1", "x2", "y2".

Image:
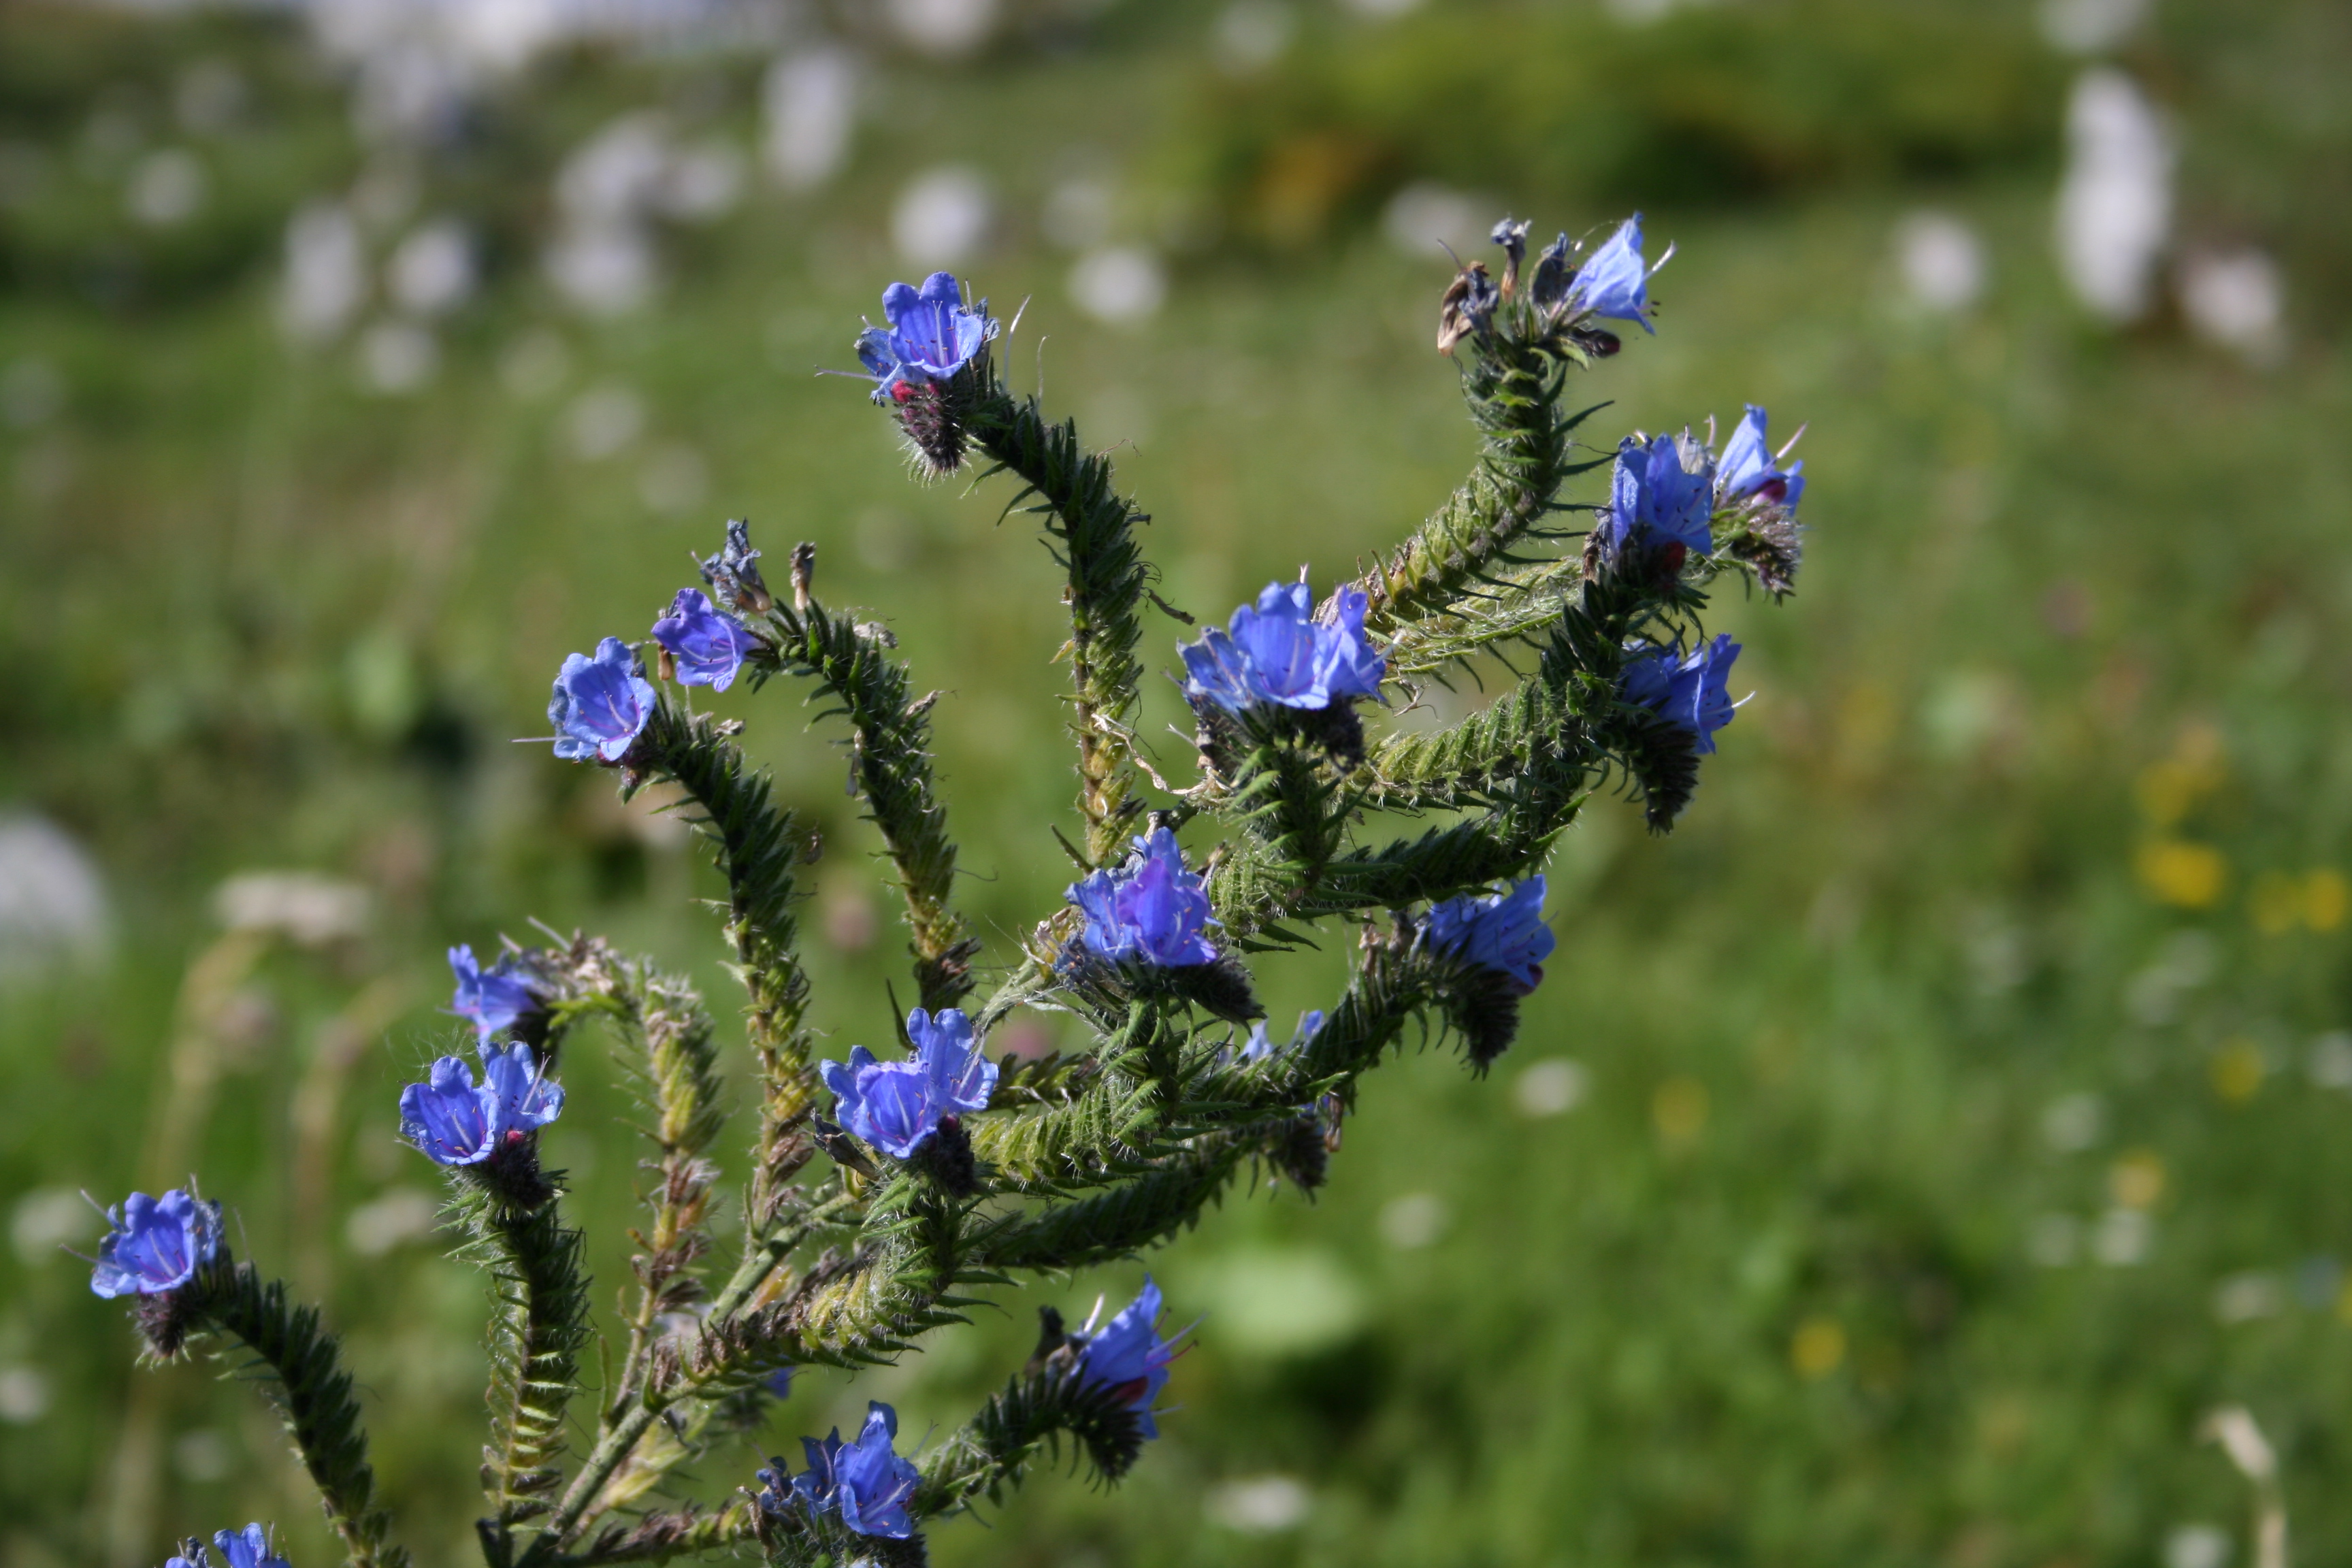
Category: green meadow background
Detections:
[{"x1": 4, "y1": 2, "x2": 2351, "y2": 1565}]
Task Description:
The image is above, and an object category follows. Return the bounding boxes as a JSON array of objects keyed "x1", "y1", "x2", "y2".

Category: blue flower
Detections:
[
  {"x1": 447, "y1": 945, "x2": 540, "y2": 1044},
  {"x1": 1180, "y1": 581, "x2": 1386, "y2": 715},
  {"x1": 165, "y1": 1546, "x2": 210, "y2": 1568},
  {"x1": 651, "y1": 588, "x2": 758, "y2": 692},
  {"x1": 1426, "y1": 877, "x2": 1556, "y2": 995},
  {"x1": 399, "y1": 1043, "x2": 565, "y2": 1167},
  {"x1": 91, "y1": 1189, "x2": 223, "y2": 1298},
  {"x1": 854, "y1": 272, "x2": 996, "y2": 404},
  {"x1": 764, "y1": 1366, "x2": 796, "y2": 1401},
  {"x1": 548, "y1": 638, "x2": 655, "y2": 764},
  {"x1": 1066, "y1": 828, "x2": 1218, "y2": 968},
  {"x1": 1618, "y1": 633, "x2": 1742, "y2": 755},
  {"x1": 1597, "y1": 431, "x2": 1716, "y2": 561},
  {"x1": 1716, "y1": 404, "x2": 1806, "y2": 517},
  {"x1": 820, "y1": 1006, "x2": 998, "y2": 1161},
  {"x1": 1565, "y1": 214, "x2": 1661, "y2": 331},
  {"x1": 1073, "y1": 1277, "x2": 1187, "y2": 1440},
  {"x1": 212, "y1": 1524, "x2": 289, "y2": 1568},
  {"x1": 1239, "y1": 1009, "x2": 1326, "y2": 1064},
  {"x1": 765, "y1": 1401, "x2": 921, "y2": 1539}
]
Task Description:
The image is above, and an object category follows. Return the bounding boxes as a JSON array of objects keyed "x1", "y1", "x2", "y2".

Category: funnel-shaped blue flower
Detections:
[
  {"x1": 767, "y1": 1401, "x2": 921, "y2": 1539},
  {"x1": 548, "y1": 638, "x2": 655, "y2": 763},
  {"x1": 1426, "y1": 877, "x2": 1556, "y2": 994},
  {"x1": 1073, "y1": 1277, "x2": 1188, "y2": 1440},
  {"x1": 651, "y1": 588, "x2": 758, "y2": 692},
  {"x1": 448, "y1": 945, "x2": 539, "y2": 1043},
  {"x1": 1181, "y1": 581, "x2": 1385, "y2": 715},
  {"x1": 1717, "y1": 404, "x2": 1806, "y2": 517},
  {"x1": 399, "y1": 1043, "x2": 564, "y2": 1166},
  {"x1": 1565, "y1": 214, "x2": 1660, "y2": 330},
  {"x1": 90, "y1": 1188, "x2": 223, "y2": 1298},
  {"x1": 854, "y1": 272, "x2": 996, "y2": 404},
  {"x1": 1599, "y1": 432, "x2": 1716, "y2": 560},
  {"x1": 1619, "y1": 634, "x2": 1742, "y2": 755},
  {"x1": 212, "y1": 1524, "x2": 289, "y2": 1568},
  {"x1": 1068, "y1": 828, "x2": 1218, "y2": 968},
  {"x1": 821, "y1": 1006, "x2": 997, "y2": 1160}
]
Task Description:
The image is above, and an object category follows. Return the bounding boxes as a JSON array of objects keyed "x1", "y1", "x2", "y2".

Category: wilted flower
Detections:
[
  {"x1": 1239, "y1": 1009, "x2": 1326, "y2": 1064},
  {"x1": 1426, "y1": 877, "x2": 1556, "y2": 995},
  {"x1": 166, "y1": 1544, "x2": 210, "y2": 1568},
  {"x1": 90, "y1": 1189, "x2": 223, "y2": 1298},
  {"x1": 853, "y1": 271, "x2": 994, "y2": 404},
  {"x1": 447, "y1": 945, "x2": 540, "y2": 1043},
  {"x1": 1564, "y1": 214, "x2": 1663, "y2": 330},
  {"x1": 1717, "y1": 404, "x2": 1806, "y2": 517},
  {"x1": 1436, "y1": 260, "x2": 1501, "y2": 355},
  {"x1": 651, "y1": 587, "x2": 758, "y2": 691},
  {"x1": 699, "y1": 519, "x2": 773, "y2": 615},
  {"x1": 211, "y1": 1524, "x2": 290, "y2": 1568},
  {"x1": 547, "y1": 638, "x2": 655, "y2": 763},
  {"x1": 1596, "y1": 431, "x2": 1716, "y2": 564},
  {"x1": 1619, "y1": 634, "x2": 1742, "y2": 753},
  {"x1": 1072, "y1": 1277, "x2": 1187, "y2": 1440},
  {"x1": 760, "y1": 1401, "x2": 921, "y2": 1539},
  {"x1": 1068, "y1": 828, "x2": 1218, "y2": 968},
  {"x1": 399, "y1": 1043, "x2": 565, "y2": 1167},
  {"x1": 1181, "y1": 581, "x2": 1384, "y2": 716},
  {"x1": 821, "y1": 1006, "x2": 996, "y2": 1160}
]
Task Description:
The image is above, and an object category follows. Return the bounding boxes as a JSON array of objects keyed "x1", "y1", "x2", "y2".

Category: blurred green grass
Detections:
[{"x1": 3, "y1": 2, "x2": 2352, "y2": 1566}]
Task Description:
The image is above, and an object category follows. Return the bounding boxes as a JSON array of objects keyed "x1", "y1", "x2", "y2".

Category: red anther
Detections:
[
  {"x1": 891, "y1": 380, "x2": 919, "y2": 405},
  {"x1": 1758, "y1": 478, "x2": 1788, "y2": 503},
  {"x1": 1657, "y1": 542, "x2": 1687, "y2": 576}
]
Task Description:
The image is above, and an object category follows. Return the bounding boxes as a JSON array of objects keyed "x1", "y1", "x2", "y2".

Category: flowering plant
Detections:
[{"x1": 88, "y1": 217, "x2": 1806, "y2": 1567}]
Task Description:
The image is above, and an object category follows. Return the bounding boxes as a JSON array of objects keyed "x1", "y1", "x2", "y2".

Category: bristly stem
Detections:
[
  {"x1": 970, "y1": 390, "x2": 1155, "y2": 868},
  {"x1": 194, "y1": 1262, "x2": 410, "y2": 1568},
  {"x1": 750, "y1": 570, "x2": 980, "y2": 1013}
]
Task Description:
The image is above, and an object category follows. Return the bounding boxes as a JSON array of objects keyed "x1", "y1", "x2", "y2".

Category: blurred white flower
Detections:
[
  {"x1": 557, "y1": 114, "x2": 673, "y2": 227},
  {"x1": 174, "y1": 59, "x2": 248, "y2": 135},
  {"x1": 2027, "y1": 1212, "x2": 2080, "y2": 1267},
  {"x1": 1069, "y1": 246, "x2": 1166, "y2": 323},
  {"x1": 0, "y1": 357, "x2": 63, "y2": 429},
  {"x1": 892, "y1": 166, "x2": 993, "y2": 267},
  {"x1": 1893, "y1": 210, "x2": 1987, "y2": 312},
  {"x1": 279, "y1": 200, "x2": 368, "y2": 344},
  {"x1": 172, "y1": 1428, "x2": 233, "y2": 1482},
  {"x1": 1382, "y1": 182, "x2": 1490, "y2": 261},
  {"x1": 1379, "y1": 1192, "x2": 1449, "y2": 1250},
  {"x1": 889, "y1": 0, "x2": 998, "y2": 58},
  {"x1": 1043, "y1": 174, "x2": 1115, "y2": 252},
  {"x1": 2040, "y1": 0, "x2": 2149, "y2": 54},
  {"x1": 638, "y1": 443, "x2": 709, "y2": 514},
  {"x1": 500, "y1": 329, "x2": 572, "y2": 400},
  {"x1": 0, "y1": 1367, "x2": 50, "y2": 1426},
  {"x1": 2177, "y1": 246, "x2": 2285, "y2": 363},
  {"x1": 2306, "y1": 1030, "x2": 2352, "y2": 1090},
  {"x1": 2053, "y1": 68, "x2": 2174, "y2": 323},
  {"x1": 359, "y1": 319, "x2": 440, "y2": 395},
  {"x1": 1213, "y1": 1, "x2": 1295, "y2": 73},
  {"x1": 655, "y1": 139, "x2": 744, "y2": 223},
  {"x1": 214, "y1": 871, "x2": 372, "y2": 947},
  {"x1": 2092, "y1": 1205, "x2": 2150, "y2": 1266},
  {"x1": 2211, "y1": 1271, "x2": 2283, "y2": 1323},
  {"x1": 1514, "y1": 1058, "x2": 1588, "y2": 1118},
  {"x1": 1339, "y1": 0, "x2": 1422, "y2": 16},
  {"x1": 348, "y1": 42, "x2": 472, "y2": 147},
  {"x1": 387, "y1": 216, "x2": 476, "y2": 316},
  {"x1": 346, "y1": 1188, "x2": 439, "y2": 1257},
  {"x1": 545, "y1": 221, "x2": 658, "y2": 316},
  {"x1": 126, "y1": 148, "x2": 206, "y2": 227},
  {"x1": 2164, "y1": 1524, "x2": 2233, "y2": 1568},
  {"x1": 1206, "y1": 1475, "x2": 1310, "y2": 1533},
  {"x1": 0, "y1": 815, "x2": 112, "y2": 979},
  {"x1": 2040, "y1": 1092, "x2": 2106, "y2": 1152},
  {"x1": 12, "y1": 1187, "x2": 93, "y2": 1265},
  {"x1": 762, "y1": 48, "x2": 860, "y2": 193},
  {"x1": 566, "y1": 383, "x2": 647, "y2": 461}
]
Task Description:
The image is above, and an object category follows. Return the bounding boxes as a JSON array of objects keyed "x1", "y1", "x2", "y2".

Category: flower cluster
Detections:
[
  {"x1": 760, "y1": 1401, "x2": 921, "y2": 1540},
  {"x1": 166, "y1": 1524, "x2": 289, "y2": 1568},
  {"x1": 853, "y1": 272, "x2": 996, "y2": 404},
  {"x1": 1070, "y1": 1277, "x2": 1187, "y2": 1441},
  {"x1": 547, "y1": 638, "x2": 655, "y2": 764},
  {"x1": 398, "y1": 1042, "x2": 565, "y2": 1167},
  {"x1": 1530, "y1": 214, "x2": 1663, "y2": 331},
  {"x1": 90, "y1": 1188, "x2": 222, "y2": 1298},
  {"x1": 1068, "y1": 828, "x2": 1218, "y2": 968},
  {"x1": 821, "y1": 1007, "x2": 997, "y2": 1161},
  {"x1": 1180, "y1": 581, "x2": 1385, "y2": 716},
  {"x1": 1597, "y1": 429, "x2": 1716, "y2": 566},
  {"x1": 447, "y1": 945, "x2": 540, "y2": 1043},
  {"x1": 651, "y1": 587, "x2": 757, "y2": 692},
  {"x1": 1619, "y1": 634, "x2": 1743, "y2": 754},
  {"x1": 1713, "y1": 404, "x2": 1807, "y2": 595},
  {"x1": 1426, "y1": 877, "x2": 1556, "y2": 996}
]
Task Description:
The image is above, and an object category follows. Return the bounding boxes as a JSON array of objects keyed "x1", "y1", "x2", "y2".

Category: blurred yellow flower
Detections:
[
  {"x1": 1791, "y1": 1316, "x2": 1846, "y2": 1379},
  {"x1": 2134, "y1": 726, "x2": 2226, "y2": 828},
  {"x1": 2306, "y1": 869, "x2": 2348, "y2": 932},
  {"x1": 2249, "y1": 870, "x2": 2302, "y2": 934},
  {"x1": 1651, "y1": 1075, "x2": 1710, "y2": 1149},
  {"x1": 2136, "y1": 840, "x2": 2227, "y2": 909},
  {"x1": 2109, "y1": 1149, "x2": 2165, "y2": 1209},
  {"x1": 2210, "y1": 1038, "x2": 2265, "y2": 1104}
]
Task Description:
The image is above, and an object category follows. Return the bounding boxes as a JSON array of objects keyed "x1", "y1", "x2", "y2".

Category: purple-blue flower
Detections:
[
  {"x1": 1426, "y1": 877, "x2": 1556, "y2": 995},
  {"x1": 1565, "y1": 214, "x2": 1661, "y2": 331},
  {"x1": 1618, "y1": 634, "x2": 1742, "y2": 755},
  {"x1": 1180, "y1": 581, "x2": 1386, "y2": 715},
  {"x1": 1073, "y1": 1277, "x2": 1188, "y2": 1440},
  {"x1": 448, "y1": 945, "x2": 540, "y2": 1043},
  {"x1": 1716, "y1": 404, "x2": 1806, "y2": 517},
  {"x1": 765, "y1": 1401, "x2": 921, "y2": 1539},
  {"x1": 853, "y1": 272, "x2": 996, "y2": 404},
  {"x1": 166, "y1": 1547, "x2": 208, "y2": 1568},
  {"x1": 212, "y1": 1524, "x2": 289, "y2": 1568},
  {"x1": 548, "y1": 638, "x2": 655, "y2": 764},
  {"x1": 1239, "y1": 1009, "x2": 1326, "y2": 1064},
  {"x1": 1067, "y1": 828, "x2": 1219, "y2": 968},
  {"x1": 820, "y1": 1006, "x2": 998, "y2": 1161},
  {"x1": 399, "y1": 1043, "x2": 565, "y2": 1166},
  {"x1": 90, "y1": 1189, "x2": 223, "y2": 1298},
  {"x1": 651, "y1": 588, "x2": 758, "y2": 693},
  {"x1": 1598, "y1": 431, "x2": 1716, "y2": 561}
]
